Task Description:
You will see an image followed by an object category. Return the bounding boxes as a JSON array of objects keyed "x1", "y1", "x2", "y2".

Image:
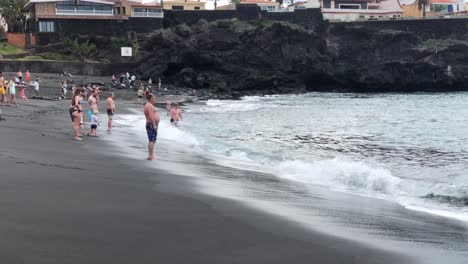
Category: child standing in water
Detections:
[{"x1": 89, "y1": 109, "x2": 100, "y2": 137}]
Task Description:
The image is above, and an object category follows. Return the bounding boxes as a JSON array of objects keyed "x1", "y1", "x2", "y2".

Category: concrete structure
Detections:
[
  {"x1": 320, "y1": 0, "x2": 403, "y2": 21},
  {"x1": 162, "y1": 0, "x2": 206, "y2": 10},
  {"x1": 292, "y1": 1, "x2": 321, "y2": 9},
  {"x1": 217, "y1": 0, "x2": 281, "y2": 12}
]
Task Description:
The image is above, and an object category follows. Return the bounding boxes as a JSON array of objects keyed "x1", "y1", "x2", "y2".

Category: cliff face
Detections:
[{"x1": 134, "y1": 18, "x2": 468, "y2": 98}]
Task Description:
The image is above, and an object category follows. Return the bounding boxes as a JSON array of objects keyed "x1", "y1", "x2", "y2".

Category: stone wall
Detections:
[
  {"x1": 34, "y1": 7, "x2": 325, "y2": 45},
  {"x1": 264, "y1": 9, "x2": 325, "y2": 32},
  {"x1": 163, "y1": 10, "x2": 237, "y2": 27},
  {"x1": 0, "y1": 60, "x2": 132, "y2": 76},
  {"x1": 334, "y1": 18, "x2": 468, "y2": 39},
  {"x1": 7, "y1": 33, "x2": 36, "y2": 48},
  {"x1": 35, "y1": 18, "x2": 164, "y2": 46}
]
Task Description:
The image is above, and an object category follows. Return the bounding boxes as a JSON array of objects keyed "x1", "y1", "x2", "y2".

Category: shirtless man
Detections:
[
  {"x1": 144, "y1": 94, "x2": 160, "y2": 160},
  {"x1": 170, "y1": 103, "x2": 183, "y2": 126},
  {"x1": 88, "y1": 88, "x2": 99, "y2": 120},
  {"x1": 106, "y1": 93, "x2": 115, "y2": 131}
]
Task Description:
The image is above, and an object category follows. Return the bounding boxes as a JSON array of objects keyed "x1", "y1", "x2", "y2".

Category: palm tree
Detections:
[{"x1": 417, "y1": 0, "x2": 429, "y2": 17}]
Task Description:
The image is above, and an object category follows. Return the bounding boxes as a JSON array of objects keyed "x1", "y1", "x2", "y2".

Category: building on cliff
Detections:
[
  {"x1": 161, "y1": 0, "x2": 207, "y2": 10},
  {"x1": 23, "y1": 0, "x2": 164, "y2": 30},
  {"x1": 401, "y1": 0, "x2": 466, "y2": 18},
  {"x1": 23, "y1": 0, "x2": 164, "y2": 45},
  {"x1": 320, "y1": 0, "x2": 403, "y2": 21}
]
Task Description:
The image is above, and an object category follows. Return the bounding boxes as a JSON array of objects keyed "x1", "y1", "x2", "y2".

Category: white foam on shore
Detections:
[{"x1": 115, "y1": 108, "x2": 468, "y2": 224}]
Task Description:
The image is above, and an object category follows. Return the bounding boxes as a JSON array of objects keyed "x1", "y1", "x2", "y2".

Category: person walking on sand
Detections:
[
  {"x1": 165, "y1": 96, "x2": 171, "y2": 116},
  {"x1": 33, "y1": 78, "x2": 40, "y2": 96},
  {"x1": 17, "y1": 70, "x2": 22, "y2": 83},
  {"x1": 71, "y1": 88, "x2": 85, "y2": 141},
  {"x1": 106, "y1": 92, "x2": 115, "y2": 131},
  {"x1": 137, "y1": 86, "x2": 144, "y2": 104},
  {"x1": 148, "y1": 78, "x2": 152, "y2": 89},
  {"x1": 145, "y1": 87, "x2": 150, "y2": 99},
  {"x1": 170, "y1": 103, "x2": 183, "y2": 126},
  {"x1": 62, "y1": 80, "x2": 68, "y2": 99},
  {"x1": 25, "y1": 70, "x2": 31, "y2": 84},
  {"x1": 144, "y1": 94, "x2": 160, "y2": 160},
  {"x1": 19, "y1": 85, "x2": 29, "y2": 104},
  {"x1": 0, "y1": 73, "x2": 5, "y2": 106},
  {"x1": 8, "y1": 77, "x2": 18, "y2": 107}
]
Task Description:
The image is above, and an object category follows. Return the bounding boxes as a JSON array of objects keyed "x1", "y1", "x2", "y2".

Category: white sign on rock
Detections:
[{"x1": 121, "y1": 47, "x2": 132, "y2": 57}]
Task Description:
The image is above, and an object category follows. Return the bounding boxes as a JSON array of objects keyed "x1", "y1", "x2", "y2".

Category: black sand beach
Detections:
[{"x1": 0, "y1": 99, "x2": 416, "y2": 264}]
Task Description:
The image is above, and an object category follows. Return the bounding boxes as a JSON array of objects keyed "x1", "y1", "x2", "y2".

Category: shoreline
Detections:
[
  {"x1": 0, "y1": 98, "x2": 418, "y2": 263},
  {"x1": 107, "y1": 101, "x2": 468, "y2": 263}
]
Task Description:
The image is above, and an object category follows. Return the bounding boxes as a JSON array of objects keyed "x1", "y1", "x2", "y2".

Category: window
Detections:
[
  {"x1": 56, "y1": 1, "x2": 113, "y2": 14},
  {"x1": 39, "y1": 21, "x2": 55, "y2": 32},
  {"x1": 194, "y1": 6, "x2": 200, "y2": 10},
  {"x1": 338, "y1": 4, "x2": 360, "y2": 9},
  {"x1": 260, "y1": 5, "x2": 276, "y2": 12},
  {"x1": 323, "y1": 0, "x2": 331, "y2": 8},
  {"x1": 172, "y1": 5, "x2": 184, "y2": 10}
]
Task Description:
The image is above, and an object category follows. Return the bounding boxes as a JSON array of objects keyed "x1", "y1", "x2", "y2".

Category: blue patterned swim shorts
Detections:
[{"x1": 146, "y1": 123, "x2": 157, "y2": 142}]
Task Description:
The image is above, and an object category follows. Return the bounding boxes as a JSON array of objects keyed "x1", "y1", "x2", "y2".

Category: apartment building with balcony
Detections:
[
  {"x1": 24, "y1": 0, "x2": 163, "y2": 33},
  {"x1": 23, "y1": 0, "x2": 164, "y2": 45}
]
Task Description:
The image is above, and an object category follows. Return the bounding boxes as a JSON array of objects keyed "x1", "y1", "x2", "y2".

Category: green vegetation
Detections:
[
  {"x1": 0, "y1": 42, "x2": 26, "y2": 55},
  {"x1": 416, "y1": 39, "x2": 468, "y2": 51},
  {"x1": 0, "y1": 0, "x2": 28, "y2": 32},
  {"x1": 64, "y1": 37, "x2": 98, "y2": 62},
  {"x1": 111, "y1": 36, "x2": 128, "y2": 50}
]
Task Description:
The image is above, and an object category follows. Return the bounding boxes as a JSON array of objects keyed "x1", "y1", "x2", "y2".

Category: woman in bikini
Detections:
[{"x1": 70, "y1": 87, "x2": 85, "y2": 141}]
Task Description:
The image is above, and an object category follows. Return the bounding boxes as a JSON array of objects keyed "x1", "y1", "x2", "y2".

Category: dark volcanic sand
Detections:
[{"x1": 0, "y1": 99, "x2": 413, "y2": 264}]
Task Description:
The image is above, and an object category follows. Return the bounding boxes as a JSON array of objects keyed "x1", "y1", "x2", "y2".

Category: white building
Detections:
[{"x1": 319, "y1": 0, "x2": 403, "y2": 21}]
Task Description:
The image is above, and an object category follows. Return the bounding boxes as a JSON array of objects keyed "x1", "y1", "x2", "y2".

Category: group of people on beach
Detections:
[
  {"x1": 0, "y1": 70, "x2": 38, "y2": 107},
  {"x1": 69, "y1": 84, "x2": 115, "y2": 141}
]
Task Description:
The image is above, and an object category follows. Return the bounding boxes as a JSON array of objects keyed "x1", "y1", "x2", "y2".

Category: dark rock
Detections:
[
  {"x1": 131, "y1": 19, "x2": 468, "y2": 98},
  {"x1": 174, "y1": 24, "x2": 191, "y2": 37}
]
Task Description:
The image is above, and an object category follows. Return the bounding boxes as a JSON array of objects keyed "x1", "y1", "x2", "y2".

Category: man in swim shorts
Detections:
[
  {"x1": 106, "y1": 92, "x2": 115, "y2": 131},
  {"x1": 144, "y1": 93, "x2": 160, "y2": 160}
]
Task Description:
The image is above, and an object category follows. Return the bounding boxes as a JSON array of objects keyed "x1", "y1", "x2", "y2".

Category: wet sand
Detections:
[{"x1": 0, "y1": 99, "x2": 412, "y2": 264}]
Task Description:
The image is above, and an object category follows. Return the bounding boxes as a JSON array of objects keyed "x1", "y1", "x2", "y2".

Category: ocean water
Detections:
[
  {"x1": 111, "y1": 93, "x2": 468, "y2": 262},
  {"x1": 167, "y1": 93, "x2": 468, "y2": 223}
]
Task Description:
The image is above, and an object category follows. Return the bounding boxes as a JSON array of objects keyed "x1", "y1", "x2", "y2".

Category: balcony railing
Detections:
[
  {"x1": 56, "y1": 8, "x2": 114, "y2": 16},
  {"x1": 132, "y1": 11, "x2": 164, "y2": 18}
]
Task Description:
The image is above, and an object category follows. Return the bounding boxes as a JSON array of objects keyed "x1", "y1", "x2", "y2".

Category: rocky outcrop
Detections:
[{"x1": 132, "y1": 18, "x2": 468, "y2": 98}]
